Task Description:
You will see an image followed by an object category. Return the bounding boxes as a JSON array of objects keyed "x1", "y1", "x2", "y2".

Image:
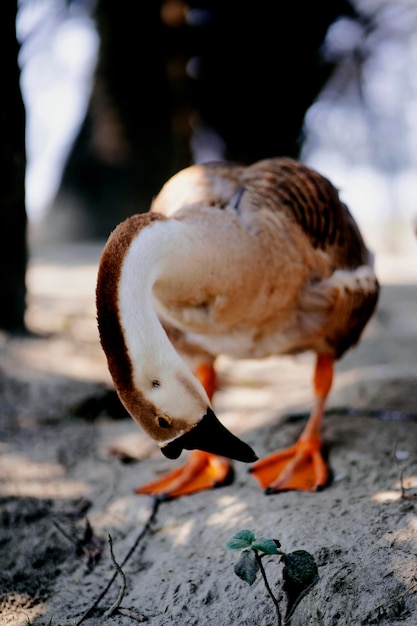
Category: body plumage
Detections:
[{"x1": 96, "y1": 157, "x2": 379, "y2": 497}]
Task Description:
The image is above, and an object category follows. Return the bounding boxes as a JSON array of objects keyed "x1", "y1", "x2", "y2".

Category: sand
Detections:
[{"x1": 0, "y1": 240, "x2": 416, "y2": 626}]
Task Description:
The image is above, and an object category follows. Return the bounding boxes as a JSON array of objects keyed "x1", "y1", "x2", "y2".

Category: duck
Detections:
[{"x1": 96, "y1": 157, "x2": 379, "y2": 499}]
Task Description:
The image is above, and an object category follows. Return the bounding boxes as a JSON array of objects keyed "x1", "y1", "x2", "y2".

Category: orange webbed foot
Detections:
[
  {"x1": 250, "y1": 354, "x2": 334, "y2": 494},
  {"x1": 135, "y1": 450, "x2": 232, "y2": 500},
  {"x1": 248, "y1": 436, "x2": 329, "y2": 493}
]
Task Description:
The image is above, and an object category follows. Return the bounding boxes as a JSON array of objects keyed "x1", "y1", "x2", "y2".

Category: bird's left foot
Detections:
[
  {"x1": 248, "y1": 437, "x2": 328, "y2": 494},
  {"x1": 135, "y1": 450, "x2": 233, "y2": 500}
]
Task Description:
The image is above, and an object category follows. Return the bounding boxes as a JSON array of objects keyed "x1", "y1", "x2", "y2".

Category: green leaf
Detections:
[
  {"x1": 282, "y1": 550, "x2": 319, "y2": 623},
  {"x1": 282, "y1": 550, "x2": 319, "y2": 586},
  {"x1": 251, "y1": 536, "x2": 279, "y2": 555},
  {"x1": 234, "y1": 549, "x2": 259, "y2": 585},
  {"x1": 225, "y1": 529, "x2": 255, "y2": 550}
]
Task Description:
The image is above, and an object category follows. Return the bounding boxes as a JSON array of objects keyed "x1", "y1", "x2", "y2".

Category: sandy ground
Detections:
[{"x1": 0, "y1": 235, "x2": 417, "y2": 626}]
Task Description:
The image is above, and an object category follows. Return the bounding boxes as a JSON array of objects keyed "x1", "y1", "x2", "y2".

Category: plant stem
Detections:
[{"x1": 255, "y1": 552, "x2": 281, "y2": 626}]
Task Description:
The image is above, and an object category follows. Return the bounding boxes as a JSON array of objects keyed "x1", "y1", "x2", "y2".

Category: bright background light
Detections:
[
  {"x1": 17, "y1": 0, "x2": 417, "y2": 257},
  {"x1": 17, "y1": 0, "x2": 99, "y2": 222}
]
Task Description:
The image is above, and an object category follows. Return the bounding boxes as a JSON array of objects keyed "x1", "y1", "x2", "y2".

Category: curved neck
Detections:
[{"x1": 118, "y1": 220, "x2": 184, "y2": 369}]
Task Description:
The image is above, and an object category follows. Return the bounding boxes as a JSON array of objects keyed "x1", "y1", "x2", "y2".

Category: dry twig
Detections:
[
  {"x1": 75, "y1": 497, "x2": 160, "y2": 625},
  {"x1": 400, "y1": 469, "x2": 417, "y2": 502},
  {"x1": 104, "y1": 534, "x2": 126, "y2": 617}
]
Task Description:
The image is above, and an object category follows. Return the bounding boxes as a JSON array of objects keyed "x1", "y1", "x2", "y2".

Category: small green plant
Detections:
[{"x1": 226, "y1": 529, "x2": 319, "y2": 625}]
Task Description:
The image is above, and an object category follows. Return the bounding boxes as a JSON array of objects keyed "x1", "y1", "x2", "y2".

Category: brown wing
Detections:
[
  {"x1": 238, "y1": 158, "x2": 379, "y2": 358},
  {"x1": 242, "y1": 157, "x2": 371, "y2": 270},
  {"x1": 150, "y1": 157, "x2": 379, "y2": 360},
  {"x1": 153, "y1": 157, "x2": 371, "y2": 270},
  {"x1": 294, "y1": 266, "x2": 379, "y2": 359}
]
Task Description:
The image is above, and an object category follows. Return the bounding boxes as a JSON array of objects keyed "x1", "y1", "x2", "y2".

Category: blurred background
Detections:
[{"x1": 3, "y1": 0, "x2": 417, "y2": 331}]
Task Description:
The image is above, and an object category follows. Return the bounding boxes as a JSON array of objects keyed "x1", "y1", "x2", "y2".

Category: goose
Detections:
[{"x1": 96, "y1": 157, "x2": 379, "y2": 499}]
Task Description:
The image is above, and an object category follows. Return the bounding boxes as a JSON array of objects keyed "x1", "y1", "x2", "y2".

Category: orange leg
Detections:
[
  {"x1": 135, "y1": 362, "x2": 233, "y2": 499},
  {"x1": 249, "y1": 354, "x2": 334, "y2": 493},
  {"x1": 195, "y1": 363, "x2": 217, "y2": 401},
  {"x1": 135, "y1": 450, "x2": 231, "y2": 499}
]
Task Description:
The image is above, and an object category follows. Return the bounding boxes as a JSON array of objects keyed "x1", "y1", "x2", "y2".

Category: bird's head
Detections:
[{"x1": 119, "y1": 359, "x2": 257, "y2": 463}]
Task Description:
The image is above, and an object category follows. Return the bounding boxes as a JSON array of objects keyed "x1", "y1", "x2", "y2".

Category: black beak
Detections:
[{"x1": 161, "y1": 408, "x2": 258, "y2": 462}]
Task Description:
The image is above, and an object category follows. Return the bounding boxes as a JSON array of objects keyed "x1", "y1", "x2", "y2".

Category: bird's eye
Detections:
[
  {"x1": 157, "y1": 416, "x2": 171, "y2": 429},
  {"x1": 152, "y1": 380, "x2": 160, "y2": 388}
]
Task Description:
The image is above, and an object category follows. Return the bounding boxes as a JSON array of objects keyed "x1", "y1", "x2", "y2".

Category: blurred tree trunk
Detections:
[
  {"x1": 195, "y1": 0, "x2": 356, "y2": 163},
  {"x1": 40, "y1": 0, "x2": 357, "y2": 242},
  {"x1": 42, "y1": 0, "x2": 186, "y2": 241},
  {"x1": 0, "y1": 1, "x2": 27, "y2": 331}
]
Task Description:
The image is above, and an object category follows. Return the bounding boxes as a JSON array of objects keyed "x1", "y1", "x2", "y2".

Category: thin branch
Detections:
[
  {"x1": 104, "y1": 534, "x2": 126, "y2": 616},
  {"x1": 52, "y1": 519, "x2": 78, "y2": 547},
  {"x1": 392, "y1": 443, "x2": 417, "y2": 502},
  {"x1": 75, "y1": 497, "x2": 160, "y2": 625},
  {"x1": 400, "y1": 468, "x2": 417, "y2": 502},
  {"x1": 368, "y1": 581, "x2": 417, "y2": 619}
]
